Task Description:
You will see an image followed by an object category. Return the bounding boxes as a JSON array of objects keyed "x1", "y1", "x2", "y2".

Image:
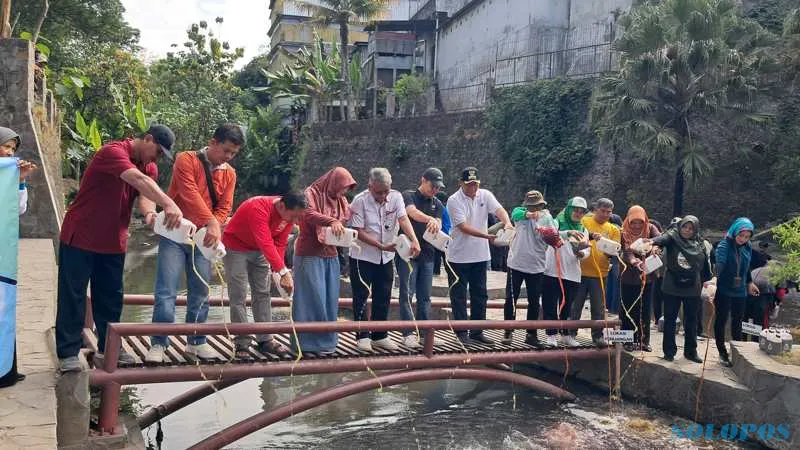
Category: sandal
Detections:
[{"x1": 258, "y1": 339, "x2": 290, "y2": 356}]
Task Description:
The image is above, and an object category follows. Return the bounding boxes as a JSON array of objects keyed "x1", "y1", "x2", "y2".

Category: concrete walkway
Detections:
[{"x1": 0, "y1": 239, "x2": 58, "y2": 449}]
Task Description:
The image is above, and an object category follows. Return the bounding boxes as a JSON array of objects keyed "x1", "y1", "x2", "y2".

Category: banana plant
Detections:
[{"x1": 63, "y1": 110, "x2": 103, "y2": 180}]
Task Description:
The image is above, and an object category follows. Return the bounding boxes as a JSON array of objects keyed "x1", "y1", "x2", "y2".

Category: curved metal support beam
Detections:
[
  {"x1": 138, "y1": 378, "x2": 245, "y2": 429},
  {"x1": 187, "y1": 367, "x2": 576, "y2": 450}
]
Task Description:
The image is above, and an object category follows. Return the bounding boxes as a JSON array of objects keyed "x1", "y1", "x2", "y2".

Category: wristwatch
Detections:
[{"x1": 278, "y1": 267, "x2": 290, "y2": 277}]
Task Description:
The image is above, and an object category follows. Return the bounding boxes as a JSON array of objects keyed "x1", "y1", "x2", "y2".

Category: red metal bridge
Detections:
[{"x1": 84, "y1": 295, "x2": 622, "y2": 449}]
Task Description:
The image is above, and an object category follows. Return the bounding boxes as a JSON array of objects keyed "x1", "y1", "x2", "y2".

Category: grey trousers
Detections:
[
  {"x1": 569, "y1": 276, "x2": 606, "y2": 340},
  {"x1": 224, "y1": 250, "x2": 273, "y2": 348}
]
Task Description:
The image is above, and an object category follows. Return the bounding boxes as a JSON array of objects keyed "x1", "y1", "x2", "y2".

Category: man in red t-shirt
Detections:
[
  {"x1": 56, "y1": 125, "x2": 184, "y2": 372},
  {"x1": 221, "y1": 191, "x2": 307, "y2": 358}
]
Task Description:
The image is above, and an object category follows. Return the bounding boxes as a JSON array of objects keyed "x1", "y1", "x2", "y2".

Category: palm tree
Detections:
[
  {"x1": 297, "y1": 0, "x2": 392, "y2": 120},
  {"x1": 591, "y1": 0, "x2": 775, "y2": 217}
]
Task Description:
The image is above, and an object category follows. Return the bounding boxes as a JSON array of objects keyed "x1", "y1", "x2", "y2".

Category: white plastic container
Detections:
[
  {"x1": 493, "y1": 228, "x2": 516, "y2": 247},
  {"x1": 778, "y1": 328, "x2": 794, "y2": 353},
  {"x1": 423, "y1": 229, "x2": 451, "y2": 252},
  {"x1": 596, "y1": 237, "x2": 621, "y2": 256},
  {"x1": 154, "y1": 211, "x2": 196, "y2": 244},
  {"x1": 630, "y1": 238, "x2": 652, "y2": 255},
  {"x1": 272, "y1": 272, "x2": 291, "y2": 300},
  {"x1": 393, "y1": 235, "x2": 412, "y2": 262},
  {"x1": 193, "y1": 227, "x2": 227, "y2": 262},
  {"x1": 323, "y1": 227, "x2": 358, "y2": 247},
  {"x1": 643, "y1": 254, "x2": 663, "y2": 274},
  {"x1": 701, "y1": 281, "x2": 717, "y2": 302},
  {"x1": 759, "y1": 328, "x2": 784, "y2": 355}
]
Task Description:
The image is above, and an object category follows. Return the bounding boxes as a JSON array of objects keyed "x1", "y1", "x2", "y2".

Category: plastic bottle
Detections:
[
  {"x1": 423, "y1": 229, "x2": 451, "y2": 252},
  {"x1": 322, "y1": 227, "x2": 358, "y2": 247},
  {"x1": 153, "y1": 211, "x2": 197, "y2": 244},
  {"x1": 193, "y1": 227, "x2": 227, "y2": 262}
]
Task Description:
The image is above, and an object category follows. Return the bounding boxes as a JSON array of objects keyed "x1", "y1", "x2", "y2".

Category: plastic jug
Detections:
[
  {"x1": 323, "y1": 227, "x2": 358, "y2": 248},
  {"x1": 643, "y1": 254, "x2": 663, "y2": 274},
  {"x1": 393, "y1": 235, "x2": 412, "y2": 262},
  {"x1": 423, "y1": 229, "x2": 451, "y2": 252},
  {"x1": 701, "y1": 281, "x2": 717, "y2": 301},
  {"x1": 272, "y1": 272, "x2": 291, "y2": 300},
  {"x1": 630, "y1": 238, "x2": 652, "y2": 255},
  {"x1": 596, "y1": 237, "x2": 621, "y2": 256},
  {"x1": 193, "y1": 227, "x2": 227, "y2": 262},
  {"x1": 493, "y1": 228, "x2": 516, "y2": 247},
  {"x1": 154, "y1": 211, "x2": 196, "y2": 244}
]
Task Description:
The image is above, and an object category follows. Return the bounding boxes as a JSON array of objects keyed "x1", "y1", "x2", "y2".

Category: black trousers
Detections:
[
  {"x1": 697, "y1": 298, "x2": 705, "y2": 336},
  {"x1": 0, "y1": 345, "x2": 19, "y2": 388},
  {"x1": 714, "y1": 294, "x2": 746, "y2": 357},
  {"x1": 541, "y1": 275, "x2": 579, "y2": 336},
  {"x1": 621, "y1": 283, "x2": 653, "y2": 345},
  {"x1": 662, "y1": 294, "x2": 699, "y2": 358},
  {"x1": 652, "y1": 277, "x2": 664, "y2": 322},
  {"x1": 350, "y1": 258, "x2": 394, "y2": 341},
  {"x1": 447, "y1": 261, "x2": 488, "y2": 338},
  {"x1": 56, "y1": 243, "x2": 125, "y2": 358},
  {"x1": 433, "y1": 250, "x2": 444, "y2": 275},
  {"x1": 503, "y1": 269, "x2": 543, "y2": 326}
]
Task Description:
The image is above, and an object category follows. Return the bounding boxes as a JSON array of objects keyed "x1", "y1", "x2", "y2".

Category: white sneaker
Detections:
[
  {"x1": 546, "y1": 336, "x2": 558, "y2": 346},
  {"x1": 403, "y1": 335, "x2": 421, "y2": 348},
  {"x1": 372, "y1": 337, "x2": 400, "y2": 351},
  {"x1": 357, "y1": 338, "x2": 373, "y2": 352},
  {"x1": 186, "y1": 343, "x2": 217, "y2": 359},
  {"x1": 562, "y1": 336, "x2": 580, "y2": 347},
  {"x1": 146, "y1": 344, "x2": 165, "y2": 363}
]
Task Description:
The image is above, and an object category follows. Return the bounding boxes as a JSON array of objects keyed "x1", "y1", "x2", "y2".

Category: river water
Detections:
[{"x1": 123, "y1": 227, "x2": 755, "y2": 449}]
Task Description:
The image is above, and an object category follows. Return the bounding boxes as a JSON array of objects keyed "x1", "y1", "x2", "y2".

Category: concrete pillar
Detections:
[
  {"x1": 386, "y1": 93, "x2": 396, "y2": 118},
  {"x1": 56, "y1": 370, "x2": 90, "y2": 447},
  {"x1": 0, "y1": 39, "x2": 64, "y2": 241}
]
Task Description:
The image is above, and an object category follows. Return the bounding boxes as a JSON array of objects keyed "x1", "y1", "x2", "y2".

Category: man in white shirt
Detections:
[
  {"x1": 349, "y1": 168, "x2": 420, "y2": 352},
  {"x1": 446, "y1": 167, "x2": 513, "y2": 345}
]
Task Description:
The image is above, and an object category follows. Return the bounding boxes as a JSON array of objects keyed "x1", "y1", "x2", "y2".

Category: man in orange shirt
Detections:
[{"x1": 146, "y1": 124, "x2": 243, "y2": 363}]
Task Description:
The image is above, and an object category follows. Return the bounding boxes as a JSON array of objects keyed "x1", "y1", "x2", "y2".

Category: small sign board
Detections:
[
  {"x1": 742, "y1": 321, "x2": 763, "y2": 336},
  {"x1": 603, "y1": 329, "x2": 634, "y2": 343}
]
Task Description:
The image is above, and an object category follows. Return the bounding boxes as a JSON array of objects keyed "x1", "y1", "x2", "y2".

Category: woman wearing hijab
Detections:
[
  {"x1": 0, "y1": 127, "x2": 36, "y2": 388},
  {"x1": 620, "y1": 206, "x2": 660, "y2": 352},
  {"x1": 292, "y1": 167, "x2": 357, "y2": 355},
  {"x1": 647, "y1": 216, "x2": 711, "y2": 363},
  {"x1": 714, "y1": 218, "x2": 759, "y2": 367},
  {"x1": 541, "y1": 197, "x2": 591, "y2": 347}
]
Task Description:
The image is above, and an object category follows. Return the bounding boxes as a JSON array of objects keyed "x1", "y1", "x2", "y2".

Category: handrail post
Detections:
[
  {"x1": 97, "y1": 324, "x2": 122, "y2": 434},
  {"x1": 422, "y1": 330, "x2": 434, "y2": 358}
]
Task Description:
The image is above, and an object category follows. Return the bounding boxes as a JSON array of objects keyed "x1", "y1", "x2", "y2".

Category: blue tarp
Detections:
[{"x1": 0, "y1": 157, "x2": 19, "y2": 377}]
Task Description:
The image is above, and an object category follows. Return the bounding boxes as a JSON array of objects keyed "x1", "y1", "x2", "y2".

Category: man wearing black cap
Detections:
[
  {"x1": 397, "y1": 168, "x2": 447, "y2": 348},
  {"x1": 56, "y1": 125, "x2": 184, "y2": 372},
  {"x1": 446, "y1": 167, "x2": 513, "y2": 345}
]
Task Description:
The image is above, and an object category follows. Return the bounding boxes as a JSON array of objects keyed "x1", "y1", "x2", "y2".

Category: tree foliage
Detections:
[
  {"x1": 591, "y1": 0, "x2": 776, "y2": 216},
  {"x1": 393, "y1": 73, "x2": 430, "y2": 117},
  {"x1": 487, "y1": 78, "x2": 595, "y2": 199},
  {"x1": 771, "y1": 217, "x2": 800, "y2": 284}
]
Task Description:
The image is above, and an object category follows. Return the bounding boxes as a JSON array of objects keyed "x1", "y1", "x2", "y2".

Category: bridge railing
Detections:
[{"x1": 92, "y1": 318, "x2": 622, "y2": 434}]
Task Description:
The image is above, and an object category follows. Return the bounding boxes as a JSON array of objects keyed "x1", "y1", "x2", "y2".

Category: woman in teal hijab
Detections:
[{"x1": 713, "y1": 217, "x2": 759, "y2": 367}]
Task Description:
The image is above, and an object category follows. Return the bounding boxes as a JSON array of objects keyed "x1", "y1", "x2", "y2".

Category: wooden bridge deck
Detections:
[{"x1": 86, "y1": 329, "x2": 598, "y2": 368}]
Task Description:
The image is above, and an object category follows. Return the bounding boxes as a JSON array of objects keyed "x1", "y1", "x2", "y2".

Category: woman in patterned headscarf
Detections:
[
  {"x1": 292, "y1": 167, "x2": 357, "y2": 355},
  {"x1": 620, "y1": 206, "x2": 660, "y2": 352}
]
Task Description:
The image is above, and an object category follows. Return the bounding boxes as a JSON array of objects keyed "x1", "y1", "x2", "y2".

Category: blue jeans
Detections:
[
  {"x1": 151, "y1": 237, "x2": 211, "y2": 347},
  {"x1": 396, "y1": 256, "x2": 435, "y2": 336}
]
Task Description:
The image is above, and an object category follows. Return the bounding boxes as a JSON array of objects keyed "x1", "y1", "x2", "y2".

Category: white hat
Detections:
[{"x1": 571, "y1": 197, "x2": 588, "y2": 209}]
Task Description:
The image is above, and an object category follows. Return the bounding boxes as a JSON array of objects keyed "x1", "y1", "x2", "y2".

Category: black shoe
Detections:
[
  {"x1": 642, "y1": 344, "x2": 652, "y2": 353},
  {"x1": 470, "y1": 333, "x2": 495, "y2": 345},
  {"x1": 685, "y1": 354, "x2": 703, "y2": 364},
  {"x1": 664, "y1": 355, "x2": 675, "y2": 362},
  {"x1": 719, "y1": 355, "x2": 733, "y2": 367},
  {"x1": 501, "y1": 330, "x2": 514, "y2": 345},
  {"x1": 524, "y1": 333, "x2": 539, "y2": 346}
]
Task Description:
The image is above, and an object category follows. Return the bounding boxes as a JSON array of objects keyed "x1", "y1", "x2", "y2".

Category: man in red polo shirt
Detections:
[
  {"x1": 56, "y1": 125, "x2": 183, "y2": 372},
  {"x1": 221, "y1": 191, "x2": 307, "y2": 358}
]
